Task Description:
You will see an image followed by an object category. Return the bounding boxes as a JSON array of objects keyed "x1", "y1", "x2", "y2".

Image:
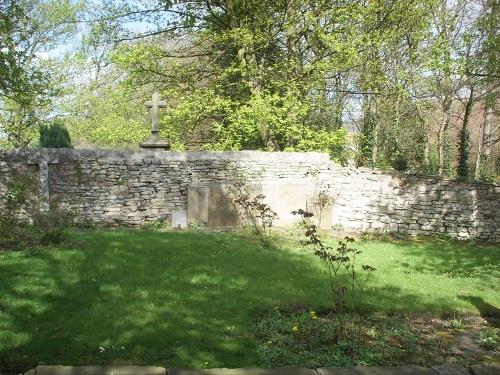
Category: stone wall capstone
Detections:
[{"x1": 0, "y1": 148, "x2": 499, "y2": 242}]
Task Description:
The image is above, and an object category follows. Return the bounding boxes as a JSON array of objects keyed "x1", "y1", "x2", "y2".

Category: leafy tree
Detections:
[
  {"x1": 67, "y1": 77, "x2": 150, "y2": 149},
  {"x1": 12, "y1": 0, "x2": 496, "y2": 181},
  {"x1": 0, "y1": 0, "x2": 81, "y2": 148}
]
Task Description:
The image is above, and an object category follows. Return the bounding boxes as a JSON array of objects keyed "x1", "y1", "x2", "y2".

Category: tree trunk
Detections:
[
  {"x1": 371, "y1": 96, "x2": 378, "y2": 167},
  {"x1": 457, "y1": 85, "x2": 474, "y2": 178},
  {"x1": 437, "y1": 98, "x2": 452, "y2": 175},
  {"x1": 474, "y1": 117, "x2": 484, "y2": 180},
  {"x1": 483, "y1": 99, "x2": 494, "y2": 159},
  {"x1": 475, "y1": 100, "x2": 494, "y2": 178}
]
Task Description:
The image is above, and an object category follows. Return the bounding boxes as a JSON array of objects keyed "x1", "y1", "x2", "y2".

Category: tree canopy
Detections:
[{"x1": 1, "y1": 0, "x2": 499, "y2": 180}]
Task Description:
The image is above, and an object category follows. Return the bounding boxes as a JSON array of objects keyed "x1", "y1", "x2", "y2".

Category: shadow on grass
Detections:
[
  {"x1": 395, "y1": 240, "x2": 499, "y2": 280},
  {"x1": 458, "y1": 296, "x2": 500, "y2": 326},
  {"x1": 0, "y1": 231, "x2": 327, "y2": 372},
  {"x1": 0, "y1": 230, "x2": 498, "y2": 373}
]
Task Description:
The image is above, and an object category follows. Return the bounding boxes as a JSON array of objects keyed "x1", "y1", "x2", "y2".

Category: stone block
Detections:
[
  {"x1": 317, "y1": 365, "x2": 436, "y2": 375},
  {"x1": 25, "y1": 366, "x2": 166, "y2": 375},
  {"x1": 432, "y1": 364, "x2": 470, "y2": 375},
  {"x1": 169, "y1": 369, "x2": 316, "y2": 375},
  {"x1": 470, "y1": 364, "x2": 500, "y2": 375}
]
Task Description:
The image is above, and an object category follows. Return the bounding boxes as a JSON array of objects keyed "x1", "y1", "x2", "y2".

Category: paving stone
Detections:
[
  {"x1": 432, "y1": 364, "x2": 470, "y2": 375},
  {"x1": 24, "y1": 365, "x2": 167, "y2": 375},
  {"x1": 470, "y1": 364, "x2": 500, "y2": 375},
  {"x1": 317, "y1": 365, "x2": 436, "y2": 375},
  {"x1": 168, "y1": 368, "x2": 316, "y2": 375}
]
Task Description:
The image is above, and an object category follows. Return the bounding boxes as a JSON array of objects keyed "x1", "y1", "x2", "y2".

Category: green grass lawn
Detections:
[{"x1": 0, "y1": 230, "x2": 498, "y2": 372}]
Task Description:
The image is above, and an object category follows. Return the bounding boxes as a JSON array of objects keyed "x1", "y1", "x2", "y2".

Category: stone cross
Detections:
[
  {"x1": 145, "y1": 92, "x2": 167, "y2": 134},
  {"x1": 28, "y1": 149, "x2": 59, "y2": 213},
  {"x1": 140, "y1": 92, "x2": 170, "y2": 150}
]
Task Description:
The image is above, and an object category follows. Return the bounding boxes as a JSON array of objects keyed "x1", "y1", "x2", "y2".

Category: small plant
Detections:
[
  {"x1": 32, "y1": 208, "x2": 74, "y2": 246},
  {"x1": 478, "y1": 328, "x2": 498, "y2": 351},
  {"x1": 232, "y1": 181, "x2": 278, "y2": 248},
  {"x1": 332, "y1": 223, "x2": 344, "y2": 231},
  {"x1": 292, "y1": 208, "x2": 375, "y2": 337},
  {"x1": 311, "y1": 183, "x2": 335, "y2": 228},
  {"x1": 143, "y1": 220, "x2": 166, "y2": 231},
  {"x1": 188, "y1": 222, "x2": 203, "y2": 231},
  {"x1": 304, "y1": 168, "x2": 320, "y2": 177},
  {"x1": 450, "y1": 319, "x2": 464, "y2": 330}
]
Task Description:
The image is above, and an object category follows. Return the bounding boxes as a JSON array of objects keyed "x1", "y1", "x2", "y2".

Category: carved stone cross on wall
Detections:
[
  {"x1": 28, "y1": 149, "x2": 59, "y2": 213},
  {"x1": 140, "y1": 92, "x2": 170, "y2": 150}
]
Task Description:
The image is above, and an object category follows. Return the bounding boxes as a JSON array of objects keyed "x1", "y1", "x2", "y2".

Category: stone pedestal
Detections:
[{"x1": 139, "y1": 132, "x2": 170, "y2": 150}]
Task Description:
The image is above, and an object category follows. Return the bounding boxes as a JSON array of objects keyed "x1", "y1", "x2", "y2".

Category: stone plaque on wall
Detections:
[
  {"x1": 188, "y1": 185, "x2": 239, "y2": 227},
  {"x1": 207, "y1": 186, "x2": 239, "y2": 227},
  {"x1": 187, "y1": 186, "x2": 209, "y2": 226},
  {"x1": 187, "y1": 183, "x2": 333, "y2": 229}
]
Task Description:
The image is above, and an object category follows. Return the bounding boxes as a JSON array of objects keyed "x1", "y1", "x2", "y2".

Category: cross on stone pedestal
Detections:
[
  {"x1": 28, "y1": 149, "x2": 59, "y2": 213},
  {"x1": 140, "y1": 92, "x2": 170, "y2": 150}
]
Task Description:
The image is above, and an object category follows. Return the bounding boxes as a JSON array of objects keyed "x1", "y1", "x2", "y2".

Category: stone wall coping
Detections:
[{"x1": 0, "y1": 148, "x2": 331, "y2": 163}]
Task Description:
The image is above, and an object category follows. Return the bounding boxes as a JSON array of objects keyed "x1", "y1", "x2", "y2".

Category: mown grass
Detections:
[{"x1": 0, "y1": 230, "x2": 498, "y2": 372}]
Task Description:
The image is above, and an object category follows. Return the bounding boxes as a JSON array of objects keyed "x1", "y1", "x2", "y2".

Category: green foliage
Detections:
[
  {"x1": 2, "y1": 0, "x2": 497, "y2": 181},
  {"x1": 231, "y1": 180, "x2": 278, "y2": 248},
  {"x1": 254, "y1": 308, "x2": 472, "y2": 368},
  {"x1": 0, "y1": 174, "x2": 33, "y2": 248},
  {"x1": 209, "y1": 90, "x2": 348, "y2": 162},
  {"x1": 32, "y1": 208, "x2": 74, "y2": 245},
  {"x1": 0, "y1": 171, "x2": 75, "y2": 249},
  {"x1": 293, "y1": 209, "x2": 375, "y2": 338},
  {"x1": 450, "y1": 318, "x2": 465, "y2": 330},
  {"x1": 356, "y1": 109, "x2": 375, "y2": 168},
  {"x1": 39, "y1": 121, "x2": 73, "y2": 148},
  {"x1": 0, "y1": 174, "x2": 35, "y2": 237},
  {"x1": 68, "y1": 83, "x2": 150, "y2": 148},
  {"x1": 0, "y1": 0, "x2": 82, "y2": 148},
  {"x1": 477, "y1": 155, "x2": 497, "y2": 183},
  {"x1": 443, "y1": 132, "x2": 454, "y2": 177},
  {"x1": 478, "y1": 328, "x2": 499, "y2": 351}
]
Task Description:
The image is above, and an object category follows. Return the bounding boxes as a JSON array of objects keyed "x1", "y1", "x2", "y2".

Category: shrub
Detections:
[
  {"x1": 32, "y1": 208, "x2": 74, "y2": 246},
  {"x1": 39, "y1": 120, "x2": 73, "y2": 148},
  {"x1": 292, "y1": 208, "x2": 375, "y2": 337},
  {"x1": 232, "y1": 180, "x2": 278, "y2": 248},
  {"x1": 0, "y1": 175, "x2": 34, "y2": 240}
]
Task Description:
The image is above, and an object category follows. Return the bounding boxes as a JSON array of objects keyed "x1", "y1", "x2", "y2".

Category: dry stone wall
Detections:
[{"x1": 0, "y1": 148, "x2": 499, "y2": 242}]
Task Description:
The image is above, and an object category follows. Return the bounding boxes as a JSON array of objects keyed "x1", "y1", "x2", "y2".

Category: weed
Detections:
[{"x1": 478, "y1": 328, "x2": 499, "y2": 351}]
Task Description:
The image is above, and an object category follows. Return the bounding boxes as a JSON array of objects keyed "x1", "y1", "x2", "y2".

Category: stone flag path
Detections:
[{"x1": 23, "y1": 364, "x2": 500, "y2": 375}]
